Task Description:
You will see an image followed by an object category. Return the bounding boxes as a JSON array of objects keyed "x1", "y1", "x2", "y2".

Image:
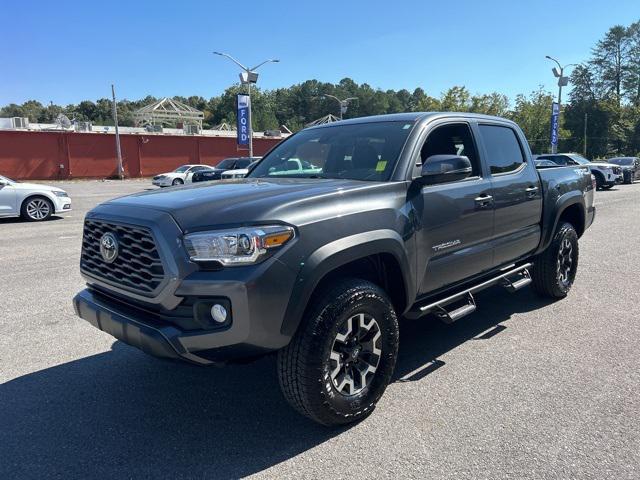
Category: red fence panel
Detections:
[{"x1": 0, "y1": 130, "x2": 283, "y2": 180}]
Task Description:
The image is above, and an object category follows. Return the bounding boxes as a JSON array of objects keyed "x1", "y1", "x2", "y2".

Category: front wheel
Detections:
[
  {"x1": 277, "y1": 278, "x2": 399, "y2": 426},
  {"x1": 531, "y1": 222, "x2": 579, "y2": 298},
  {"x1": 172, "y1": 178, "x2": 184, "y2": 186},
  {"x1": 21, "y1": 196, "x2": 53, "y2": 221}
]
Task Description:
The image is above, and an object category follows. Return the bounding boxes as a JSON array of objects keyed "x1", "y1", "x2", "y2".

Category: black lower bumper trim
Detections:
[{"x1": 73, "y1": 289, "x2": 210, "y2": 365}]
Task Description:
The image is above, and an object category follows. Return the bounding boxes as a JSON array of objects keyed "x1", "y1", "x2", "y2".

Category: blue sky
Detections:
[{"x1": 1, "y1": 0, "x2": 638, "y2": 106}]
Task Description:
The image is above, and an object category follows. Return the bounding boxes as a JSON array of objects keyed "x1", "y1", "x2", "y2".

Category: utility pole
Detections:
[
  {"x1": 213, "y1": 52, "x2": 279, "y2": 159},
  {"x1": 111, "y1": 84, "x2": 124, "y2": 179},
  {"x1": 584, "y1": 112, "x2": 588, "y2": 157},
  {"x1": 545, "y1": 56, "x2": 578, "y2": 154}
]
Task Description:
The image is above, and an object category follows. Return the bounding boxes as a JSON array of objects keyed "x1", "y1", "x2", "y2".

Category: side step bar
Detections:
[{"x1": 406, "y1": 262, "x2": 534, "y2": 322}]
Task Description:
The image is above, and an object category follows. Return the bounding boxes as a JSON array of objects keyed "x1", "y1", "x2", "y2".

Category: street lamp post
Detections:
[
  {"x1": 545, "y1": 55, "x2": 578, "y2": 154},
  {"x1": 213, "y1": 52, "x2": 279, "y2": 158},
  {"x1": 322, "y1": 94, "x2": 357, "y2": 120}
]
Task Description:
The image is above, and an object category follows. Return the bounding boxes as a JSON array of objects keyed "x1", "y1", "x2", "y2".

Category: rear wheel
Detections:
[
  {"x1": 277, "y1": 278, "x2": 399, "y2": 426},
  {"x1": 21, "y1": 196, "x2": 53, "y2": 222},
  {"x1": 531, "y1": 222, "x2": 579, "y2": 298}
]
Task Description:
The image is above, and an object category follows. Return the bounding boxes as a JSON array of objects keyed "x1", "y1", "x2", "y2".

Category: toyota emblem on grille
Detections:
[{"x1": 100, "y1": 232, "x2": 119, "y2": 264}]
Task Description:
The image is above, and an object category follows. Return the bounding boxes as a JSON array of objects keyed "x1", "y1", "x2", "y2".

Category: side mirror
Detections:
[{"x1": 420, "y1": 155, "x2": 472, "y2": 185}]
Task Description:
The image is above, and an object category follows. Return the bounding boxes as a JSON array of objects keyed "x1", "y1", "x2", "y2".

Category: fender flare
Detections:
[
  {"x1": 279, "y1": 229, "x2": 415, "y2": 336},
  {"x1": 536, "y1": 191, "x2": 586, "y2": 254}
]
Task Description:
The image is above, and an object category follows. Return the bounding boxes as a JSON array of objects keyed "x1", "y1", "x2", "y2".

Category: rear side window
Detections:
[{"x1": 479, "y1": 125, "x2": 525, "y2": 175}]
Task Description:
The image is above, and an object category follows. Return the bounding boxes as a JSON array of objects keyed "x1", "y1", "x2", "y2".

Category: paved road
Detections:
[{"x1": 1, "y1": 180, "x2": 638, "y2": 479}]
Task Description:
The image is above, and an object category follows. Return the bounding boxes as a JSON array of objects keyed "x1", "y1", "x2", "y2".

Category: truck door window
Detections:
[
  {"x1": 479, "y1": 125, "x2": 526, "y2": 175},
  {"x1": 420, "y1": 123, "x2": 480, "y2": 177}
]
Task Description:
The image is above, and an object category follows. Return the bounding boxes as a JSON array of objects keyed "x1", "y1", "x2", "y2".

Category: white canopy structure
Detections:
[
  {"x1": 305, "y1": 114, "x2": 340, "y2": 127},
  {"x1": 133, "y1": 98, "x2": 204, "y2": 128}
]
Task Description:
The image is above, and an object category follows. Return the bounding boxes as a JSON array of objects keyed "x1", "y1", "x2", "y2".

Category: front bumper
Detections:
[
  {"x1": 73, "y1": 288, "x2": 197, "y2": 363},
  {"x1": 75, "y1": 253, "x2": 296, "y2": 364},
  {"x1": 152, "y1": 179, "x2": 172, "y2": 187},
  {"x1": 53, "y1": 196, "x2": 72, "y2": 213}
]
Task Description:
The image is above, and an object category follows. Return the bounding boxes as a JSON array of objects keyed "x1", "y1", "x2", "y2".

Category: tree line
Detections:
[{"x1": 2, "y1": 20, "x2": 638, "y2": 158}]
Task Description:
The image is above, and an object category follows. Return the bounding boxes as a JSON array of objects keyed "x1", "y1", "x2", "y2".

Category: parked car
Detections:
[
  {"x1": 535, "y1": 153, "x2": 622, "y2": 190},
  {"x1": 192, "y1": 157, "x2": 261, "y2": 182},
  {"x1": 534, "y1": 159, "x2": 559, "y2": 168},
  {"x1": 0, "y1": 174, "x2": 71, "y2": 221},
  {"x1": 220, "y1": 161, "x2": 260, "y2": 180},
  {"x1": 152, "y1": 165, "x2": 213, "y2": 187},
  {"x1": 606, "y1": 157, "x2": 640, "y2": 184},
  {"x1": 74, "y1": 113, "x2": 595, "y2": 426}
]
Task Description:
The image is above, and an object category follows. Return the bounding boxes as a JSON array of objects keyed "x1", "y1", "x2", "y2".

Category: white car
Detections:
[
  {"x1": 0, "y1": 175, "x2": 72, "y2": 221},
  {"x1": 220, "y1": 160, "x2": 260, "y2": 180},
  {"x1": 152, "y1": 164, "x2": 213, "y2": 187},
  {"x1": 220, "y1": 168, "x2": 249, "y2": 180},
  {"x1": 535, "y1": 153, "x2": 623, "y2": 189}
]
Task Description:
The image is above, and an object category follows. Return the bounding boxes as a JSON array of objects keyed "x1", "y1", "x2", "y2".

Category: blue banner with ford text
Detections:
[
  {"x1": 550, "y1": 102, "x2": 560, "y2": 147},
  {"x1": 236, "y1": 94, "x2": 250, "y2": 149}
]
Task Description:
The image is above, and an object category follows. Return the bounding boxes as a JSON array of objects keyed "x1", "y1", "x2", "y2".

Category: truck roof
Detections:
[{"x1": 306, "y1": 112, "x2": 518, "y2": 130}]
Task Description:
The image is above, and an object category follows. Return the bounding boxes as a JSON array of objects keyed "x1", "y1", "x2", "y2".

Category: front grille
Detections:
[
  {"x1": 612, "y1": 166, "x2": 621, "y2": 174},
  {"x1": 81, "y1": 220, "x2": 165, "y2": 295}
]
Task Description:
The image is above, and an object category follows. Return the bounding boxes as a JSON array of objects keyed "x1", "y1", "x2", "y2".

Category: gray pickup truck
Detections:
[{"x1": 73, "y1": 113, "x2": 595, "y2": 426}]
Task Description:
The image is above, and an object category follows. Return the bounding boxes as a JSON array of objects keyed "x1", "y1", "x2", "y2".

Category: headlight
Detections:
[
  {"x1": 184, "y1": 225, "x2": 294, "y2": 265},
  {"x1": 53, "y1": 191, "x2": 68, "y2": 197}
]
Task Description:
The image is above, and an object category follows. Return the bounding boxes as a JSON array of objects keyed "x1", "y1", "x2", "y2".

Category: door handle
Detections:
[
  {"x1": 474, "y1": 194, "x2": 493, "y2": 208},
  {"x1": 525, "y1": 186, "x2": 539, "y2": 198}
]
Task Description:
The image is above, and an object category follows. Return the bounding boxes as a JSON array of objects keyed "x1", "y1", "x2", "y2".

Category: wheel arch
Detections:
[
  {"x1": 20, "y1": 192, "x2": 55, "y2": 213},
  {"x1": 280, "y1": 230, "x2": 415, "y2": 337},
  {"x1": 536, "y1": 193, "x2": 586, "y2": 254}
]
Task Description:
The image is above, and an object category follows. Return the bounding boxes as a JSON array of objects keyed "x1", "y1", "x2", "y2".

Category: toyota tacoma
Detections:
[{"x1": 73, "y1": 113, "x2": 595, "y2": 426}]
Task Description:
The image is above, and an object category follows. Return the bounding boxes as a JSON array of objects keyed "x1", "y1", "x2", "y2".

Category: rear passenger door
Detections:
[{"x1": 476, "y1": 123, "x2": 542, "y2": 267}]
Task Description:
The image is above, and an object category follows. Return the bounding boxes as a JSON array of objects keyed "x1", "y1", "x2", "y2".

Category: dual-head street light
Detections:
[
  {"x1": 322, "y1": 94, "x2": 358, "y2": 120},
  {"x1": 545, "y1": 55, "x2": 578, "y2": 153},
  {"x1": 213, "y1": 52, "x2": 280, "y2": 158}
]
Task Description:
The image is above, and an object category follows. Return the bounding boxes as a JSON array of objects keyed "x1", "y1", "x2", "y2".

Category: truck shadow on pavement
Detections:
[{"x1": 0, "y1": 286, "x2": 554, "y2": 479}]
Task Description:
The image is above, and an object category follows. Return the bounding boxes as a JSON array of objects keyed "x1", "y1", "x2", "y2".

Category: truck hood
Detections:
[{"x1": 105, "y1": 177, "x2": 385, "y2": 231}]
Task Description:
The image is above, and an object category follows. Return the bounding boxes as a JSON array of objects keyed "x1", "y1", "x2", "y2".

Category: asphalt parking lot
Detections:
[{"x1": 1, "y1": 179, "x2": 639, "y2": 479}]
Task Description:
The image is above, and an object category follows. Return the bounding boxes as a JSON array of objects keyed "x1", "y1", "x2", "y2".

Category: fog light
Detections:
[{"x1": 211, "y1": 304, "x2": 228, "y2": 323}]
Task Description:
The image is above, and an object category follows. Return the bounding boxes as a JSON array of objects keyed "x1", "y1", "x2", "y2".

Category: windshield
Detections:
[
  {"x1": 217, "y1": 159, "x2": 238, "y2": 169},
  {"x1": 567, "y1": 154, "x2": 590, "y2": 165},
  {"x1": 248, "y1": 121, "x2": 415, "y2": 181},
  {"x1": 174, "y1": 165, "x2": 190, "y2": 173},
  {"x1": 0, "y1": 175, "x2": 15, "y2": 184},
  {"x1": 608, "y1": 158, "x2": 634, "y2": 166}
]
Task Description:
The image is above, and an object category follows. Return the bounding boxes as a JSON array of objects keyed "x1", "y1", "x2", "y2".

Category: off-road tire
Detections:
[
  {"x1": 531, "y1": 222, "x2": 579, "y2": 298},
  {"x1": 277, "y1": 278, "x2": 399, "y2": 426}
]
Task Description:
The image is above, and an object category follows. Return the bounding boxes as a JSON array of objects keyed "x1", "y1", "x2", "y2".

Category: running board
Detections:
[
  {"x1": 434, "y1": 292, "x2": 476, "y2": 324},
  {"x1": 406, "y1": 263, "x2": 533, "y2": 321},
  {"x1": 500, "y1": 268, "x2": 532, "y2": 293}
]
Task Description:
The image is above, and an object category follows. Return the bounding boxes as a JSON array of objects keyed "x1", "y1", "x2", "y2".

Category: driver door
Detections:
[{"x1": 413, "y1": 122, "x2": 495, "y2": 295}]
